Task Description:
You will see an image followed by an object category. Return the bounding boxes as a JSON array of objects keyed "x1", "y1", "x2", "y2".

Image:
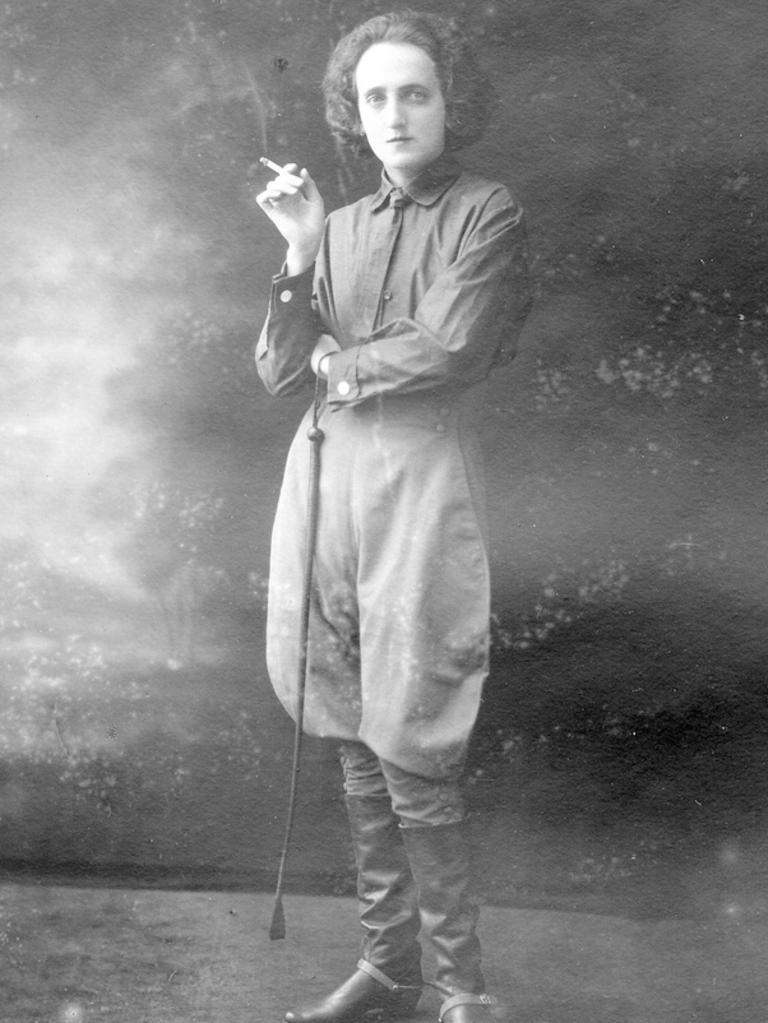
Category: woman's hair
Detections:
[{"x1": 322, "y1": 10, "x2": 495, "y2": 155}]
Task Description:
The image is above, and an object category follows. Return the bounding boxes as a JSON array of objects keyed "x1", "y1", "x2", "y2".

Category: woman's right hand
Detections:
[{"x1": 255, "y1": 163, "x2": 325, "y2": 276}]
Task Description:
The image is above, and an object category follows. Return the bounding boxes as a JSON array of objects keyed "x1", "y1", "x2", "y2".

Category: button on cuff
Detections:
[{"x1": 326, "y1": 348, "x2": 360, "y2": 404}]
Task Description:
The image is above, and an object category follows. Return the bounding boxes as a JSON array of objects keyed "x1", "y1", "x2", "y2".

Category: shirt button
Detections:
[
  {"x1": 279, "y1": 289, "x2": 293, "y2": 303},
  {"x1": 337, "y1": 380, "x2": 351, "y2": 397},
  {"x1": 435, "y1": 423, "x2": 446, "y2": 434},
  {"x1": 383, "y1": 290, "x2": 392, "y2": 302}
]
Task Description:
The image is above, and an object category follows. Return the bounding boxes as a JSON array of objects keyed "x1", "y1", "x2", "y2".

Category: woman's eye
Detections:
[{"x1": 406, "y1": 89, "x2": 427, "y2": 101}]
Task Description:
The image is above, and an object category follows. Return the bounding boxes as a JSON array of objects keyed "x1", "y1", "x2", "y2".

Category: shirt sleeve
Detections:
[
  {"x1": 324, "y1": 192, "x2": 532, "y2": 407},
  {"x1": 255, "y1": 265, "x2": 320, "y2": 397}
]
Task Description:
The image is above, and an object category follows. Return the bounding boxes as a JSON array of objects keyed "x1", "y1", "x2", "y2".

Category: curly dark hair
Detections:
[{"x1": 322, "y1": 10, "x2": 495, "y2": 155}]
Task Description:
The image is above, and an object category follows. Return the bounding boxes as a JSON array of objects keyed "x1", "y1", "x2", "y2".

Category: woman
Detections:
[{"x1": 255, "y1": 11, "x2": 531, "y2": 1023}]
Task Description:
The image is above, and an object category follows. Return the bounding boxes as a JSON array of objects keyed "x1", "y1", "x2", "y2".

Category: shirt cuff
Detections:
[
  {"x1": 269, "y1": 265, "x2": 314, "y2": 312},
  {"x1": 325, "y1": 346, "x2": 361, "y2": 404}
]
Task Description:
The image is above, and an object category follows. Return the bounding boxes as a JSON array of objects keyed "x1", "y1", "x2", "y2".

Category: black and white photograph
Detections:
[{"x1": 1, "y1": 1, "x2": 767, "y2": 1020}]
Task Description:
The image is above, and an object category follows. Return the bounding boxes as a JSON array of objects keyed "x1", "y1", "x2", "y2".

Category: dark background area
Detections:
[{"x1": 1, "y1": 0, "x2": 767, "y2": 917}]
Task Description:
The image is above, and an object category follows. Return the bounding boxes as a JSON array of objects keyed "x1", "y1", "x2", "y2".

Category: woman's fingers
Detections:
[
  {"x1": 272, "y1": 174, "x2": 305, "y2": 196},
  {"x1": 297, "y1": 168, "x2": 319, "y2": 196},
  {"x1": 254, "y1": 162, "x2": 325, "y2": 264},
  {"x1": 254, "y1": 160, "x2": 321, "y2": 204},
  {"x1": 257, "y1": 182, "x2": 300, "y2": 207},
  {"x1": 258, "y1": 162, "x2": 305, "y2": 200},
  {"x1": 255, "y1": 183, "x2": 305, "y2": 215}
]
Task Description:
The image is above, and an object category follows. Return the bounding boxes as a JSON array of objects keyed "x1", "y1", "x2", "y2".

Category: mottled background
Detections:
[{"x1": 1, "y1": 0, "x2": 767, "y2": 915}]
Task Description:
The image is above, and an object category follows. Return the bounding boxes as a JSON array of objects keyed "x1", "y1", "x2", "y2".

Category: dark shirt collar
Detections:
[{"x1": 371, "y1": 152, "x2": 462, "y2": 212}]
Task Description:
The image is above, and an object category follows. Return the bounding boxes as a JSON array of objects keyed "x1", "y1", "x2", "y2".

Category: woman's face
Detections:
[{"x1": 355, "y1": 41, "x2": 446, "y2": 187}]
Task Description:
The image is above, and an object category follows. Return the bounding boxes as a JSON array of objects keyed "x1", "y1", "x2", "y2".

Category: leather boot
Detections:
[
  {"x1": 401, "y1": 820, "x2": 499, "y2": 1023},
  {"x1": 285, "y1": 794, "x2": 423, "y2": 1023}
]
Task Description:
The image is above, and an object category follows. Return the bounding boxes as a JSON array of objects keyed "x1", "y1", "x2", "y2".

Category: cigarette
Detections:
[
  {"x1": 259, "y1": 156, "x2": 287, "y2": 174},
  {"x1": 259, "y1": 155, "x2": 307, "y2": 198}
]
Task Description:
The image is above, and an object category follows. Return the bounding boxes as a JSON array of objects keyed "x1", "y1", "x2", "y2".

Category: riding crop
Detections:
[{"x1": 269, "y1": 383, "x2": 325, "y2": 941}]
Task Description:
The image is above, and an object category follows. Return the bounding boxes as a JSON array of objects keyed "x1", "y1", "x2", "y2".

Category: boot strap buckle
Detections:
[{"x1": 356, "y1": 959, "x2": 421, "y2": 993}]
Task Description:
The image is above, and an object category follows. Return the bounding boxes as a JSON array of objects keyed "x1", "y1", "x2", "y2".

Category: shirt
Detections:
[{"x1": 256, "y1": 152, "x2": 532, "y2": 406}]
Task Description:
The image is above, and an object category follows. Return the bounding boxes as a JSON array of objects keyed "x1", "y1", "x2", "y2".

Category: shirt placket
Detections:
[{"x1": 359, "y1": 192, "x2": 408, "y2": 335}]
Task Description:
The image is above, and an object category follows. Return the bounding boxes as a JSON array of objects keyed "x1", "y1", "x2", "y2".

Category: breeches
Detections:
[
  {"x1": 339, "y1": 740, "x2": 466, "y2": 828},
  {"x1": 268, "y1": 397, "x2": 491, "y2": 779}
]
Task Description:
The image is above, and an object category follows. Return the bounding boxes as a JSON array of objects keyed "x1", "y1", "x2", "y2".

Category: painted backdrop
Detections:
[{"x1": 1, "y1": 0, "x2": 767, "y2": 913}]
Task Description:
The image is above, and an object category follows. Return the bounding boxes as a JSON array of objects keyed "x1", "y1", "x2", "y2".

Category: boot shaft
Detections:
[
  {"x1": 344, "y1": 794, "x2": 422, "y2": 980},
  {"x1": 401, "y1": 819, "x2": 485, "y2": 998}
]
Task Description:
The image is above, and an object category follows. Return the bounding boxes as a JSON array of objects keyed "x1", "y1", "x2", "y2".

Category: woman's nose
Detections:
[{"x1": 384, "y1": 98, "x2": 405, "y2": 127}]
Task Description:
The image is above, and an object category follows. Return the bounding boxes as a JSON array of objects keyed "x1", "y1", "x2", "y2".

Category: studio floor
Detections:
[{"x1": 2, "y1": 883, "x2": 767, "y2": 1023}]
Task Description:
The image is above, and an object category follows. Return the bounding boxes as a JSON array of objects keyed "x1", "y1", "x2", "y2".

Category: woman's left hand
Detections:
[{"x1": 310, "y1": 333, "x2": 341, "y2": 377}]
